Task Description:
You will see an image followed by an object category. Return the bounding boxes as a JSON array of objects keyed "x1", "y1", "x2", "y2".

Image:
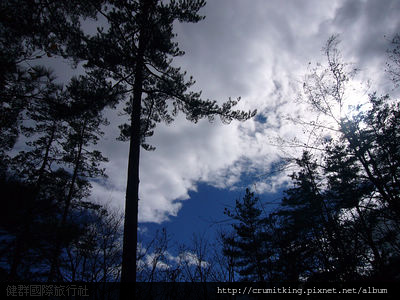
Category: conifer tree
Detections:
[
  {"x1": 47, "y1": 75, "x2": 120, "y2": 281},
  {"x1": 275, "y1": 151, "x2": 363, "y2": 281},
  {"x1": 6, "y1": 67, "x2": 67, "y2": 280},
  {"x1": 301, "y1": 36, "x2": 400, "y2": 222},
  {"x1": 0, "y1": 0, "x2": 104, "y2": 166},
  {"x1": 288, "y1": 36, "x2": 400, "y2": 279},
  {"x1": 78, "y1": 0, "x2": 256, "y2": 283},
  {"x1": 223, "y1": 189, "x2": 269, "y2": 282}
]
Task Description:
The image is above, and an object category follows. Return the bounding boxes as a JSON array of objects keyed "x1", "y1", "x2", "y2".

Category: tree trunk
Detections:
[
  {"x1": 120, "y1": 22, "x2": 146, "y2": 285},
  {"x1": 48, "y1": 123, "x2": 85, "y2": 281}
]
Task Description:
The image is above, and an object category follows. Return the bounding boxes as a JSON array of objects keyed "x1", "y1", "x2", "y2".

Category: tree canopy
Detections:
[{"x1": 1, "y1": 0, "x2": 399, "y2": 291}]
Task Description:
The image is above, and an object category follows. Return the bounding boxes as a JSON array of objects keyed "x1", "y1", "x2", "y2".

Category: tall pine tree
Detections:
[
  {"x1": 223, "y1": 189, "x2": 270, "y2": 282},
  {"x1": 77, "y1": 0, "x2": 256, "y2": 283}
]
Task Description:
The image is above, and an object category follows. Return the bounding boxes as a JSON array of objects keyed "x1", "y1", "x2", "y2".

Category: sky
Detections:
[{"x1": 68, "y1": 0, "x2": 400, "y2": 246}]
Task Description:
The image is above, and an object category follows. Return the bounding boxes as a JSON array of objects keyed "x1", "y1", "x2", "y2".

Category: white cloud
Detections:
[
  {"x1": 177, "y1": 251, "x2": 210, "y2": 269},
  {"x1": 89, "y1": 0, "x2": 400, "y2": 223},
  {"x1": 136, "y1": 249, "x2": 210, "y2": 272}
]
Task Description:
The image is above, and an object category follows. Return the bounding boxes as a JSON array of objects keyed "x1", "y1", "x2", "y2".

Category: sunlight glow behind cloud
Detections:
[{"x1": 87, "y1": 0, "x2": 400, "y2": 223}]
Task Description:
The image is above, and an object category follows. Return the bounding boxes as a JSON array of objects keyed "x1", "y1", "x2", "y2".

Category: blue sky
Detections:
[
  {"x1": 28, "y1": 0, "x2": 400, "y2": 253},
  {"x1": 150, "y1": 0, "x2": 398, "y2": 251},
  {"x1": 141, "y1": 184, "x2": 239, "y2": 247},
  {"x1": 138, "y1": 182, "x2": 284, "y2": 258}
]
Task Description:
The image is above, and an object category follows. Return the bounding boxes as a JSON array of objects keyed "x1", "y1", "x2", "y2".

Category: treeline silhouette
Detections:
[
  {"x1": 220, "y1": 36, "x2": 400, "y2": 282},
  {"x1": 1, "y1": 0, "x2": 400, "y2": 285}
]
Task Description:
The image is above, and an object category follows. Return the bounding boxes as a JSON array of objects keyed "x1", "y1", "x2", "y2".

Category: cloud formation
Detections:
[{"x1": 91, "y1": 0, "x2": 400, "y2": 223}]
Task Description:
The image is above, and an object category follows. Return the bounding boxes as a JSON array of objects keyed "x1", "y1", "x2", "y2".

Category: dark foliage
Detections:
[
  {"x1": 222, "y1": 189, "x2": 271, "y2": 282},
  {"x1": 1, "y1": 0, "x2": 399, "y2": 287},
  {"x1": 221, "y1": 36, "x2": 400, "y2": 282}
]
